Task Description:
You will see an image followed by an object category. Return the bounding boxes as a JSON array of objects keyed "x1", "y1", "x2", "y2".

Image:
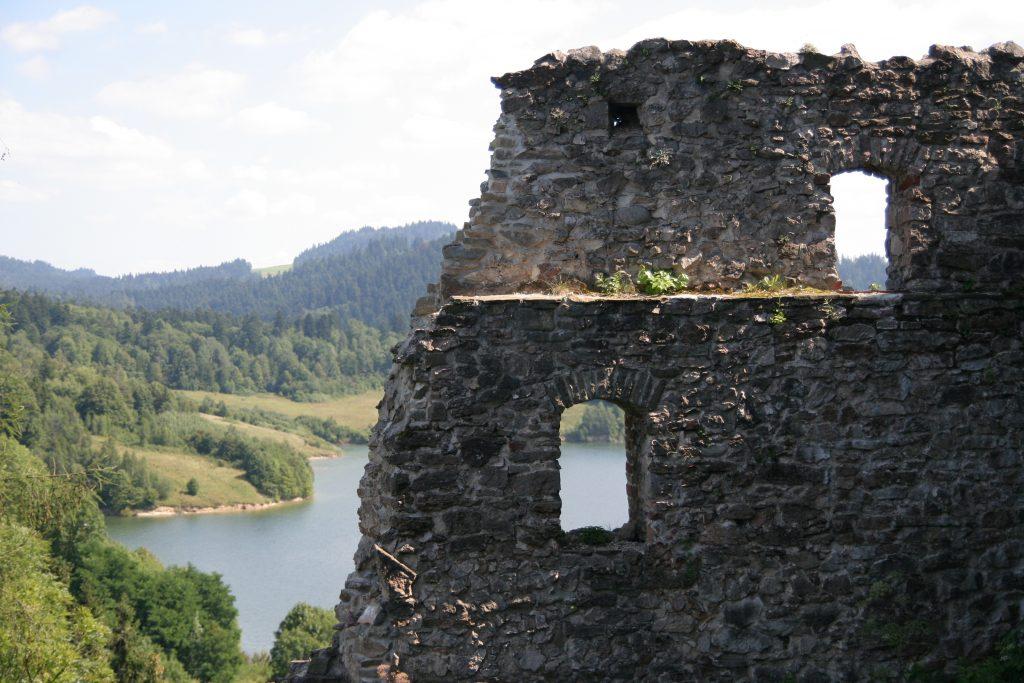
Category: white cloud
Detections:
[
  {"x1": 16, "y1": 56, "x2": 50, "y2": 79},
  {"x1": 228, "y1": 28, "x2": 268, "y2": 47},
  {"x1": 229, "y1": 102, "x2": 317, "y2": 135},
  {"x1": 0, "y1": 180, "x2": 47, "y2": 202},
  {"x1": 225, "y1": 188, "x2": 317, "y2": 218},
  {"x1": 225, "y1": 189, "x2": 269, "y2": 218},
  {"x1": 2, "y1": 5, "x2": 114, "y2": 52},
  {"x1": 136, "y1": 21, "x2": 167, "y2": 35},
  {"x1": 0, "y1": 98, "x2": 212, "y2": 191},
  {"x1": 97, "y1": 65, "x2": 246, "y2": 119},
  {"x1": 226, "y1": 26, "x2": 297, "y2": 47}
]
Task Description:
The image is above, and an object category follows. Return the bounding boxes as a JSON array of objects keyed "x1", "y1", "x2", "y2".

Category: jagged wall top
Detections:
[{"x1": 434, "y1": 38, "x2": 1024, "y2": 301}]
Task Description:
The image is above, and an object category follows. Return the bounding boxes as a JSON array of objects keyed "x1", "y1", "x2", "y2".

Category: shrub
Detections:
[
  {"x1": 185, "y1": 477, "x2": 199, "y2": 496},
  {"x1": 594, "y1": 271, "x2": 634, "y2": 295},
  {"x1": 574, "y1": 526, "x2": 615, "y2": 545},
  {"x1": 636, "y1": 268, "x2": 689, "y2": 295},
  {"x1": 746, "y1": 274, "x2": 787, "y2": 293},
  {"x1": 270, "y1": 603, "x2": 335, "y2": 679}
]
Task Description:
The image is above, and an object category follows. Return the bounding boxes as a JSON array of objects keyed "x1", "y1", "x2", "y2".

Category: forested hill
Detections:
[
  {"x1": 295, "y1": 220, "x2": 455, "y2": 264},
  {"x1": 0, "y1": 221, "x2": 456, "y2": 332},
  {"x1": 0, "y1": 255, "x2": 254, "y2": 305},
  {"x1": 0, "y1": 288, "x2": 397, "y2": 399},
  {"x1": 127, "y1": 234, "x2": 451, "y2": 332},
  {"x1": 837, "y1": 253, "x2": 887, "y2": 290}
]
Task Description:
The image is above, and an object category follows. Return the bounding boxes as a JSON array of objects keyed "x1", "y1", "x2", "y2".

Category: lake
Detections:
[{"x1": 106, "y1": 442, "x2": 628, "y2": 653}]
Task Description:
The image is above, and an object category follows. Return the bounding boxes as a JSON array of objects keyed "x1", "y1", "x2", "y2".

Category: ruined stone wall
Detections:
[
  {"x1": 292, "y1": 39, "x2": 1024, "y2": 682},
  {"x1": 434, "y1": 40, "x2": 1024, "y2": 300},
  {"x1": 297, "y1": 292, "x2": 1023, "y2": 682}
]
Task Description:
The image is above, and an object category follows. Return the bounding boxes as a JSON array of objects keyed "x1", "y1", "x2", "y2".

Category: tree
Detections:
[
  {"x1": 76, "y1": 378, "x2": 130, "y2": 432},
  {"x1": 0, "y1": 523, "x2": 114, "y2": 682},
  {"x1": 270, "y1": 603, "x2": 335, "y2": 678},
  {"x1": 0, "y1": 372, "x2": 32, "y2": 440},
  {"x1": 74, "y1": 541, "x2": 244, "y2": 683},
  {"x1": 186, "y1": 477, "x2": 200, "y2": 496}
]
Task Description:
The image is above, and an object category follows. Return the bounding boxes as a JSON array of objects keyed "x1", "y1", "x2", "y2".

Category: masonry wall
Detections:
[
  {"x1": 292, "y1": 38, "x2": 1024, "y2": 683},
  {"x1": 296, "y1": 292, "x2": 1023, "y2": 681},
  {"x1": 432, "y1": 40, "x2": 1024, "y2": 301}
]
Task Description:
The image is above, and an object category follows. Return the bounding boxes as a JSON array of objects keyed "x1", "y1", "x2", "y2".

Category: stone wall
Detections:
[
  {"x1": 295, "y1": 292, "x2": 1023, "y2": 681},
  {"x1": 291, "y1": 38, "x2": 1024, "y2": 682},
  {"x1": 432, "y1": 39, "x2": 1024, "y2": 302}
]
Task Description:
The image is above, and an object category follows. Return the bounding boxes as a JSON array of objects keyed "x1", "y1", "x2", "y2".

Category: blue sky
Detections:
[{"x1": 0, "y1": 0, "x2": 1020, "y2": 275}]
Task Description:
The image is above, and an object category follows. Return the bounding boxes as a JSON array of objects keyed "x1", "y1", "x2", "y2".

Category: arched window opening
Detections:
[
  {"x1": 558, "y1": 399, "x2": 629, "y2": 533},
  {"x1": 832, "y1": 170, "x2": 890, "y2": 291}
]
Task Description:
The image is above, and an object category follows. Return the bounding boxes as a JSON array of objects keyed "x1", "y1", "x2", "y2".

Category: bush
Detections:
[
  {"x1": 185, "y1": 477, "x2": 199, "y2": 496},
  {"x1": 573, "y1": 526, "x2": 615, "y2": 545},
  {"x1": 594, "y1": 271, "x2": 634, "y2": 295},
  {"x1": 636, "y1": 268, "x2": 689, "y2": 295},
  {"x1": 745, "y1": 274, "x2": 787, "y2": 293},
  {"x1": 270, "y1": 603, "x2": 336, "y2": 679}
]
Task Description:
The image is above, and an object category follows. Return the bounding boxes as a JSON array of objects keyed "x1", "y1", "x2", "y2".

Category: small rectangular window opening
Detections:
[{"x1": 609, "y1": 102, "x2": 640, "y2": 132}]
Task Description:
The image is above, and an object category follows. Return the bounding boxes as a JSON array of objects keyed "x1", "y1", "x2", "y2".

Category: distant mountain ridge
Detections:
[
  {"x1": 0, "y1": 221, "x2": 457, "y2": 332},
  {"x1": 0, "y1": 255, "x2": 256, "y2": 293},
  {"x1": 837, "y1": 254, "x2": 887, "y2": 290},
  {"x1": 296, "y1": 221, "x2": 455, "y2": 264}
]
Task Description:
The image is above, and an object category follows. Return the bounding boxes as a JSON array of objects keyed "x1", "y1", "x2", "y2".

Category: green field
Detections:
[
  {"x1": 198, "y1": 414, "x2": 339, "y2": 459},
  {"x1": 178, "y1": 389, "x2": 381, "y2": 431},
  {"x1": 105, "y1": 441, "x2": 269, "y2": 508},
  {"x1": 253, "y1": 263, "x2": 292, "y2": 277}
]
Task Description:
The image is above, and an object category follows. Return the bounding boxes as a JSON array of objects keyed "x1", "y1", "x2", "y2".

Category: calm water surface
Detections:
[{"x1": 106, "y1": 443, "x2": 626, "y2": 652}]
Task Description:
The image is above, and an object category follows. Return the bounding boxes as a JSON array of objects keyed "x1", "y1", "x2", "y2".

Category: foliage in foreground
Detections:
[
  {"x1": 0, "y1": 522, "x2": 114, "y2": 682},
  {"x1": 270, "y1": 603, "x2": 336, "y2": 679},
  {"x1": 0, "y1": 433, "x2": 244, "y2": 682}
]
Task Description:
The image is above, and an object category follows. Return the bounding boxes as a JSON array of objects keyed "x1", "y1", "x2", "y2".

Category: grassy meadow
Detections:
[
  {"x1": 198, "y1": 414, "x2": 338, "y2": 459},
  {"x1": 178, "y1": 389, "x2": 381, "y2": 431}
]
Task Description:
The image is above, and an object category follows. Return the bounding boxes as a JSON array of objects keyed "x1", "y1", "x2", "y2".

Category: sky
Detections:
[{"x1": 0, "y1": 0, "x2": 1020, "y2": 275}]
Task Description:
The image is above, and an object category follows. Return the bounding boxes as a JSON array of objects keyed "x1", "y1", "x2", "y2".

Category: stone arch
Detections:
[{"x1": 544, "y1": 367, "x2": 665, "y2": 413}]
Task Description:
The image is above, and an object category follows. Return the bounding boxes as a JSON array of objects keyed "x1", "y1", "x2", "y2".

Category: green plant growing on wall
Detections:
[
  {"x1": 594, "y1": 271, "x2": 634, "y2": 295},
  {"x1": 637, "y1": 268, "x2": 689, "y2": 295},
  {"x1": 821, "y1": 299, "x2": 842, "y2": 321},
  {"x1": 746, "y1": 274, "x2": 787, "y2": 293},
  {"x1": 727, "y1": 79, "x2": 744, "y2": 93},
  {"x1": 769, "y1": 302, "x2": 787, "y2": 325}
]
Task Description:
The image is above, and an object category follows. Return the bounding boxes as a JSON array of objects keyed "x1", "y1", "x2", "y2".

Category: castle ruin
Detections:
[{"x1": 293, "y1": 38, "x2": 1024, "y2": 681}]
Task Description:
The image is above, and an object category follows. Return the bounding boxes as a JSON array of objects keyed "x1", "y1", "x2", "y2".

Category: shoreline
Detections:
[{"x1": 124, "y1": 497, "x2": 306, "y2": 518}]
